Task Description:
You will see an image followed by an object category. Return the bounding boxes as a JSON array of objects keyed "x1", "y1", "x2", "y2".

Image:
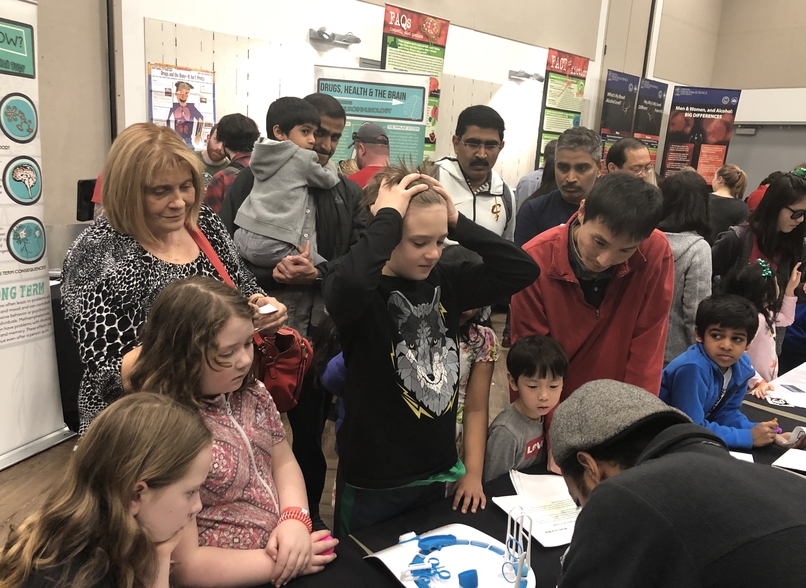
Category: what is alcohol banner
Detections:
[
  {"x1": 381, "y1": 4, "x2": 449, "y2": 155},
  {"x1": 599, "y1": 70, "x2": 639, "y2": 160},
  {"x1": 660, "y1": 86, "x2": 740, "y2": 180},
  {"x1": 315, "y1": 65, "x2": 430, "y2": 167},
  {"x1": 537, "y1": 48, "x2": 590, "y2": 164},
  {"x1": 148, "y1": 63, "x2": 216, "y2": 151},
  {"x1": 633, "y1": 78, "x2": 668, "y2": 166}
]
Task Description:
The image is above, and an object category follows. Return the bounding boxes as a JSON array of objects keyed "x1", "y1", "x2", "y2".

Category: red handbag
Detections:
[{"x1": 188, "y1": 226, "x2": 312, "y2": 412}]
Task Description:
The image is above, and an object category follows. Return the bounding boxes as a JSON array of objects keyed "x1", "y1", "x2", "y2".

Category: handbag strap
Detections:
[
  {"x1": 187, "y1": 225, "x2": 266, "y2": 346},
  {"x1": 188, "y1": 225, "x2": 236, "y2": 288}
]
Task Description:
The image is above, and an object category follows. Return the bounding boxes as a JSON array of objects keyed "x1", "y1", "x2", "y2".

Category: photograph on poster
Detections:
[{"x1": 148, "y1": 63, "x2": 216, "y2": 150}]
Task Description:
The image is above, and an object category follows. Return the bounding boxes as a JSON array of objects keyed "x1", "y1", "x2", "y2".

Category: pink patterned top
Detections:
[{"x1": 197, "y1": 381, "x2": 285, "y2": 550}]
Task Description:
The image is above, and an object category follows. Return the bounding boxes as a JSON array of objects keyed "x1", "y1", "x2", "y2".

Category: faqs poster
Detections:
[
  {"x1": 660, "y1": 85, "x2": 741, "y2": 180},
  {"x1": 536, "y1": 48, "x2": 589, "y2": 166},
  {"x1": 380, "y1": 4, "x2": 449, "y2": 156}
]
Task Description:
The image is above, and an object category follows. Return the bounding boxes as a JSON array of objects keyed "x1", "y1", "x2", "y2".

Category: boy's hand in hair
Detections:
[
  {"x1": 750, "y1": 420, "x2": 778, "y2": 447},
  {"x1": 371, "y1": 173, "x2": 428, "y2": 218},
  {"x1": 785, "y1": 262, "x2": 802, "y2": 297},
  {"x1": 420, "y1": 175, "x2": 459, "y2": 228}
]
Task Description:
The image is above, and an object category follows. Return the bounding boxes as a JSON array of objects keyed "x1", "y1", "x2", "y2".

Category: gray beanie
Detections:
[{"x1": 551, "y1": 379, "x2": 690, "y2": 466}]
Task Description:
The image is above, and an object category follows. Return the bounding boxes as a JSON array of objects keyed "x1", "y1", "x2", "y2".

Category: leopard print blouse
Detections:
[{"x1": 61, "y1": 206, "x2": 262, "y2": 433}]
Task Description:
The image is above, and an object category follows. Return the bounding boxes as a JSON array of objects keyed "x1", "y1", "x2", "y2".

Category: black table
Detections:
[{"x1": 290, "y1": 464, "x2": 565, "y2": 588}]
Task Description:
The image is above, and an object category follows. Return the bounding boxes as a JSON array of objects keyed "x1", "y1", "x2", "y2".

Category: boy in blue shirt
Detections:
[{"x1": 661, "y1": 294, "x2": 780, "y2": 450}]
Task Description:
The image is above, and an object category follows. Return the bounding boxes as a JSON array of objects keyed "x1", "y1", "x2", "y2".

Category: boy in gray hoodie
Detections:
[{"x1": 234, "y1": 97, "x2": 340, "y2": 326}]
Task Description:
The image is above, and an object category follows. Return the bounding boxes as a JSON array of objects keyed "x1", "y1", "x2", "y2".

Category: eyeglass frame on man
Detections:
[
  {"x1": 627, "y1": 163, "x2": 654, "y2": 177},
  {"x1": 458, "y1": 138, "x2": 502, "y2": 152}
]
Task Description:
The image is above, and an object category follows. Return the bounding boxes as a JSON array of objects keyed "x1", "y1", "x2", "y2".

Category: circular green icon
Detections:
[
  {"x1": 7, "y1": 216, "x2": 46, "y2": 264},
  {"x1": 3, "y1": 156, "x2": 42, "y2": 205},
  {"x1": 1, "y1": 93, "x2": 38, "y2": 143}
]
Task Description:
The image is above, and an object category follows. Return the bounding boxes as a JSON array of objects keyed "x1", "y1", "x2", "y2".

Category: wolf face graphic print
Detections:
[{"x1": 388, "y1": 287, "x2": 460, "y2": 416}]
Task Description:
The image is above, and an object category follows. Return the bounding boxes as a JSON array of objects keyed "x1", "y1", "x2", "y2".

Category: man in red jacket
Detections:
[{"x1": 511, "y1": 172, "x2": 673, "y2": 404}]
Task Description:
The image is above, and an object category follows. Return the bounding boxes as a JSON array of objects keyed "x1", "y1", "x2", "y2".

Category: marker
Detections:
[{"x1": 773, "y1": 417, "x2": 782, "y2": 435}]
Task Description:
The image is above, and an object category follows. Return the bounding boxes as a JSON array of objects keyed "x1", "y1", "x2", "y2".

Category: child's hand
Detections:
[
  {"x1": 774, "y1": 431, "x2": 806, "y2": 449},
  {"x1": 750, "y1": 420, "x2": 778, "y2": 447},
  {"x1": 299, "y1": 531, "x2": 338, "y2": 577},
  {"x1": 266, "y1": 519, "x2": 313, "y2": 587},
  {"x1": 749, "y1": 381, "x2": 774, "y2": 398},
  {"x1": 786, "y1": 262, "x2": 802, "y2": 296},
  {"x1": 452, "y1": 472, "x2": 486, "y2": 514},
  {"x1": 419, "y1": 175, "x2": 459, "y2": 228},
  {"x1": 371, "y1": 173, "x2": 428, "y2": 218}
]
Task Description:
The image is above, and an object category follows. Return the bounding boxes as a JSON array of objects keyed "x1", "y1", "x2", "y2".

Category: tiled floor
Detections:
[{"x1": 0, "y1": 314, "x2": 510, "y2": 539}]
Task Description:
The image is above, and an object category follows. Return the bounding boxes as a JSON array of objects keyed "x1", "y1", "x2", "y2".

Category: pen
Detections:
[{"x1": 773, "y1": 417, "x2": 782, "y2": 435}]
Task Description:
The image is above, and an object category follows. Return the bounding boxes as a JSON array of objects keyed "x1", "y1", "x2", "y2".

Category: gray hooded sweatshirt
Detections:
[
  {"x1": 235, "y1": 138, "x2": 339, "y2": 245},
  {"x1": 664, "y1": 231, "x2": 712, "y2": 365}
]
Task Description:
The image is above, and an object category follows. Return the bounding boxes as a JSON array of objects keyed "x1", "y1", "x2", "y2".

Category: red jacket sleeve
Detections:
[
  {"x1": 510, "y1": 248, "x2": 549, "y2": 343},
  {"x1": 623, "y1": 236, "x2": 674, "y2": 395}
]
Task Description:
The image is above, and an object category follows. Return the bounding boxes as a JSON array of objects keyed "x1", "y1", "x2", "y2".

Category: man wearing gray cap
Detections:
[
  {"x1": 347, "y1": 122, "x2": 390, "y2": 188},
  {"x1": 551, "y1": 379, "x2": 806, "y2": 586}
]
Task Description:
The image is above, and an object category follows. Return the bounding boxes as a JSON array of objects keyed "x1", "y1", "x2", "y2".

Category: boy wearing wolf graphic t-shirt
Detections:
[{"x1": 324, "y1": 163, "x2": 539, "y2": 536}]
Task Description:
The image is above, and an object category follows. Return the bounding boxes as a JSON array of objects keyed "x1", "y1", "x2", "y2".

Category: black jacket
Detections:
[
  {"x1": 558, "y1": 423, "x2": 806, "y2": 586},
  {"x1": 218, "y1": 166, "x2": 366, "y2": 291}
]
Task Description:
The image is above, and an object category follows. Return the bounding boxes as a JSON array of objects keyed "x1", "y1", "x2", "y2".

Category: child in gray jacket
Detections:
[{"x1": 234, "y1": 97, "x2": 340, "y2": 327}]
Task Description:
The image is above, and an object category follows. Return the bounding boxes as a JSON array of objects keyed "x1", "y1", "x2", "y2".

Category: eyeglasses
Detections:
[
  {"x1": 628, "y1": 164, "x2": 654, "y2": 176},
  {"x1": 784, "y1": 205, "x2": 806, "y2": 220},
  {"x1": 459, "y1": 138, "x2": 502, "y2": 152}
]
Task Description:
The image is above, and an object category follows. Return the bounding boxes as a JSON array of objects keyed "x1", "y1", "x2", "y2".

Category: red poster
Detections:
[
  {"x1": 696, "y1": 144, "x2": 727, "y2": 179},
  {"x1": 384, "y1": 4, "x2": 449, "y2": 46},
  {"x1": 546, "y1": 48, "x2": 590, "y2": 79}
]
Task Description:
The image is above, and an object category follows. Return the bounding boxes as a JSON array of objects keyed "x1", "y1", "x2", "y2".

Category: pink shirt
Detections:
[
  {"x1": 197, "y1": 381, "x2": 285, "y2": 549},
  {"x1": 748, "y1": 295, "x2": 796, "y2": 383}
]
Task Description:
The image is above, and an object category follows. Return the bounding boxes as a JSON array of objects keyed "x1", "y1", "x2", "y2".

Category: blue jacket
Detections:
[{"x1": 660, "y1": 343, "x2": 757, "y2": 449}]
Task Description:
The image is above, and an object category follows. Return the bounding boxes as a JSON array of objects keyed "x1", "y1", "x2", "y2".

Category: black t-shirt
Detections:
[
  {"x1": 708, "y1": 194, "x2": 748, "y2": 244},
  {"x1": 324, "y1": 210, "x2": 540, "y2": 488}
]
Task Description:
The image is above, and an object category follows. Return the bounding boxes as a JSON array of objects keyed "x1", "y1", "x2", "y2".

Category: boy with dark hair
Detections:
[
  {"x1": 661, "y1": 294, "x2": 782, "y2": 449},
  {"x1": 325, "y1": 163, "x2": 539, "y2": 536},
  {"x1": 483, "y1": 336, "x2": 567, "y2": 482},
  {"x1": 233, "y1": 97, "x2": 340, "y2": 328},
  {"x1": 204, "y1": 113, "x2": 260, "y2": 212},
  {"x1": 512, "y1": 172, "x2": 674, "y2": 406}
]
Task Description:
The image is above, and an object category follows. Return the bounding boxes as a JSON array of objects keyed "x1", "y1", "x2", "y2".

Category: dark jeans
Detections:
[
  {"x1": 334, "y1": 467, "x2": 447, "y2": 538},
  {"x1": 286, "y1": 370, "x2": 332, "y2": 527}
]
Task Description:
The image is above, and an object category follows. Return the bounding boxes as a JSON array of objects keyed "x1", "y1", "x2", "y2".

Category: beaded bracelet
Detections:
[{"x1": 278, "y1": 507, "x2": 313, "y2": 533}]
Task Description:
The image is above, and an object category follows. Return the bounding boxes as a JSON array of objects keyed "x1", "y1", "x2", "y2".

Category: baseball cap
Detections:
[
  {"x1": 349, "y1": 122, "x2": 389, "y2": 148},
  {"x1": 551, "y1": 379, "x2": 690, "y2": 467}
]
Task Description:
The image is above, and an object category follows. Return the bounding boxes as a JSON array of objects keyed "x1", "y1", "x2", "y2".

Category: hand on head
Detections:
[{"x1": 371, "y1": 172, "x2": 429, "y2": 218}]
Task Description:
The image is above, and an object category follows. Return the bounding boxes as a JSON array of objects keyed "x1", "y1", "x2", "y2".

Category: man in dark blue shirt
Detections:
[{"x1": 515, "y1": 127, "x2": 600, "y2": 247}]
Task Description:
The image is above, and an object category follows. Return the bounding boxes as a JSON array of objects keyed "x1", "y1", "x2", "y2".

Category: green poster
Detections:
[
  {"x1": 333, "y1": 118, "x2": 425, "y2": 168},
  {"x1": 0, "y1": 17, "x2": 35, "y2": 79}
]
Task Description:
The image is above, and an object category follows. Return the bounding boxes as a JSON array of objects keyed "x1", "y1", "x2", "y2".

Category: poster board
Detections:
[
  {"x1": 381, "y1": 4, "x2": 449, "y2": 156},
  {"x1": 0, "y1": 0, "x2": 73, "y2": 471},
  {"x1": 536, "y1": 48, "x2": 589, "y2": 167},
  {"x1": 633, "y1": 78, "x2": 668, "y2": 167},
  {"x1": 148, "y1": 63, "x2": 216, "y2": 150},
  {"x1": 598, "y1": 69, "x2": 639, "y2": 160},
  {"x1": 660, "y1": 86, "x2": 741, "y2": 180},
  {"x1": 314, "y1": 65, "x2": 430, "y2": 167}
]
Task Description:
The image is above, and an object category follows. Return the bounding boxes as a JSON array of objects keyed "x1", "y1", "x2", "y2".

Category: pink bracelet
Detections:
[{"x1": 278, "y1": 507, "x2": 312, "y2": 533}]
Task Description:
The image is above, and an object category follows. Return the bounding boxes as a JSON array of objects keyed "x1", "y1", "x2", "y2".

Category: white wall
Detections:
[{"x1": 119, "y1": 0, "x2": 611, "y2": 187}]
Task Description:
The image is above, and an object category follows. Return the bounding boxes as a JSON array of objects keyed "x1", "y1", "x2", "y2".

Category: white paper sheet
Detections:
[
  {"x1": 772, "y1": 448, "x2": 806, "y2": 473},
  {"x1": 366, "y1": 523, "x2": 536, "y2": 588},
  {"x1": 492, "y1": 494, "x2": 579, "y2": 548},
  {"x1": 729, "y1": 451, "x2": 754, "y2": 463},
  {"x1": 765, "y1": 365, "x2": 806, "y2": 408}
]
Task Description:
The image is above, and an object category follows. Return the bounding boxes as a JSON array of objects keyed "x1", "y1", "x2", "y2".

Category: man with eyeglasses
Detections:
[
  {"x1": 217, "y1": 93, "x2": 366, "y2": 533},
  {"x1": 436, "y1": 105, "x2": 515, "y2": 256},
  {"x1": 605, "y1": 137, "x2": 653, "y2": 178},
  {"x1": 347, "y1": 122, "x2": 391, "y2": 188}
]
